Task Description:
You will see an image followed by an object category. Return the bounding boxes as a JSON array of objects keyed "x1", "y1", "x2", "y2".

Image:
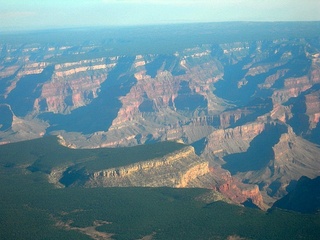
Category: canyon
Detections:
[{"x1": 1, "y1": 22, "x2": 320, "y2": 211}]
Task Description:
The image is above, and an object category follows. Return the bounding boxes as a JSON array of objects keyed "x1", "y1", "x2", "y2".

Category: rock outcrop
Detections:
[
  {"x1": 40, "y1": 58, "x2": 117, "y2": 114},
  {"x1": 239, "y1": 126, "x2": 320, "y2": 200},
  {"x1": 51, "y1": 143, "x2": 266, "y2": 209},
  {"x1": 202, "y1": 121, "x2": 266, "y2": 159},
  {"x1": 63, "y1": 146, "x2": 211, "y2": 188},
  {"x1": 200, "y1": 119, "x2": 320, "y2": 206}
]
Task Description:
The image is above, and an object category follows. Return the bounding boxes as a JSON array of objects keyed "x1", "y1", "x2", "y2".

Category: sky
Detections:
[{"x1": 1, "y1": 0, "x2": 320, "y2": 31}]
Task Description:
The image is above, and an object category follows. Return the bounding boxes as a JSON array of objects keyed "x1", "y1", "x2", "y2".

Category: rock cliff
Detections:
[
  {"x1": 40, "y1": 58, "x2": 117, "y2": 114},
  {"x1": 50, "y1": 143, "x2": 266, "y2": 209},
  {"x1": 200, "y1": 119, "x2": 320, "y2": 206},
  {"x1": 86, "y1": 146, "x2": 210, "y2": 188},
  {"x1": 202, "y1": 121, "x2": 266, "y2": 159}
]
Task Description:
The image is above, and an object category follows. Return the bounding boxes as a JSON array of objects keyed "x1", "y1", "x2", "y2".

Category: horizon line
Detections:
[{"x1": 2, "y1": 20, "x2": 320, "y2": 34}]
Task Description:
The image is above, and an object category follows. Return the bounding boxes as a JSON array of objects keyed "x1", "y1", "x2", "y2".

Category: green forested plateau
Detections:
[{"x1": 1, "y1": 136, "x2": 320, "y2": 239}]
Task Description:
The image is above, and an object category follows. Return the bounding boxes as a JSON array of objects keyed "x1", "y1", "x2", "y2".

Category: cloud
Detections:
[
  {"x1": 100, "y1": 0, "x2": 211, "y2": 5},
  {"x1": 100, "y1": 0, "x2": 319, "y2": 6},
  {"x1": 0, "y1": 11, "x2": 36, "y2": 18}
]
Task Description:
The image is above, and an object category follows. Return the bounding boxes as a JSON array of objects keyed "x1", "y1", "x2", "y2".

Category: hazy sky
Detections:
[{"x1": 1, "y1": 0, "x2": 320, "y2": 31}]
